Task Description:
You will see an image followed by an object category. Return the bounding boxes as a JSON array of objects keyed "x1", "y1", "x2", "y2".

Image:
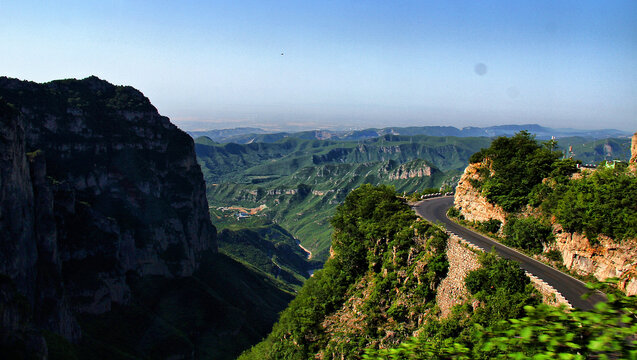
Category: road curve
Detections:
[{"x1": 414, "y1": 196, "x2": 605, "y2": 310}]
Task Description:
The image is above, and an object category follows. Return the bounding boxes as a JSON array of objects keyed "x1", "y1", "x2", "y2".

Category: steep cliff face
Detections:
[
  {"x1": 550, "y1": 225, "x2": 637, "y2": 296},
  {"x1": 386, "y1": 160, "x2": 432, "y2": 180},
  {"x1": 0, "y1": 100, "x2": 35, "y2": 302},
  {"x1": 0, "y1": 76, "x2": 216, "y2": 343},
  {"x1": 631, "y1": 132, "x2": 637, "y2": 164},
  {"x1": 453, "y1": 163, "x2": 507, "y2": 223}
]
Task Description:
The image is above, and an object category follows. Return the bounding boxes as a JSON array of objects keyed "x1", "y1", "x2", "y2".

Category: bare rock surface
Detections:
[
  {"x1": 551, "y1": 225, "x2": 637, "y2": 296},
  {"x1": 454, "y1": 163, "x2": 506, "y2": 224}
]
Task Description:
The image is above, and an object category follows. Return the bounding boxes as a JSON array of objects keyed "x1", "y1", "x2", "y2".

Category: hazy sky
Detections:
[{"x1": 2, "y1": 1, "x2": 636, "y2": 131}]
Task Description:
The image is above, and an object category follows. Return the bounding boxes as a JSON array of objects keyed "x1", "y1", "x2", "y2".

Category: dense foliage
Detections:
[
  {"x1": 468, "y1": 131, "x2": 563, "y2": 212},
  {"x1": 542, "y1": 166, "x2": 637, "y2": 242},
  {"x1": 365, "y1": 282, "x2": 637, "y2": 359},
  {"x1": 365, "y1": 251, "x2": 541, "y2": 360},
  {"x1": 477, "y1": 218, "x2": 502, "y2": 234},
  {"x1": 329, "y1": 184, "x2": 418, "y2": 279},
  {"x1": 502, "y1": 216, "x2": 554, "y2": 254},
  {"x1": 239, "y1": 185, "x2": 451, "y2": 359}
]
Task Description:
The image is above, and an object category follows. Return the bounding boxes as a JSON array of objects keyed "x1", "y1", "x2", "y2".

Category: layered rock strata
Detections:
[{"x1": 388, "y1": 162, "x2": 432, "y2": 180}]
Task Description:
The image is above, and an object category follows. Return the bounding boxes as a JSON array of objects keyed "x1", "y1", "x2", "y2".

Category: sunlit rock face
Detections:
[
  {"x1": 454, "y1": 160, "x2": 637, "y2": 296},
  {"x1": 386, "y1": 161, "x2": 432, "y2": 180},
  {"x1": 550, "y1": 225, "x2": 637, "y2": 296},
  {"x1": 453, "y1": 163, "x2": 507, "y2": 224},
  {"x1": 0, "y1": 77, "x2": 217, "y2": 344},
  {"x1": 630, "y1": 131, "x2": 637, "y2": 164}
]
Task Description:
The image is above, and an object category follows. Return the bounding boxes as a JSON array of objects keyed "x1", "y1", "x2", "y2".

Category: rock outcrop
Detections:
[
  {"x1": 453, "y1": 163, "x2": 507, "y2": 223},
  {"x1": 550, "y1": 225, "x2": 637, "y2": 296},
  {"x1": 454, "y1": 161, "x2": 637, "y2": 296},
  {"x1": 0, "y1": 76, "x2": 217, "y2": 348},
  {"x1": 631, "y1": 131, "x2": 637, "y2": 164},
  {"x1": 387, "y1": 161, "x2": 432, "y2": 180}
]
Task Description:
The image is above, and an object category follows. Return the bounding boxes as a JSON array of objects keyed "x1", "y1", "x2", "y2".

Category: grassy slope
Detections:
[{"x1": 217, "y1": 224, "x2": 313, "y2": 289}]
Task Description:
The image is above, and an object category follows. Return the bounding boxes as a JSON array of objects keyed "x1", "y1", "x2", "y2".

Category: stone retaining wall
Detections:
[{"x1": 437, "y1": 233, "x2": 572, "y2": 314}]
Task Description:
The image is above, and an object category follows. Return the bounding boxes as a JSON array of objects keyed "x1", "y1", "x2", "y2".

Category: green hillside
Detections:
[
  {"x1": 190, "y1": 125, "x2": 630, "y2": 144},
  {"x1": 217, "y1": 224, "x2": 314, "y2": 290},
  {"x1": 196, "y1": 135, "x2": 490, "y2": 262},
  {"x1": 239, "y1": 185, "x2": 540, "y2": 359},
  {"x1": 195, "y1": 135, "x2": 492, "y2": 182},
  {"x1": 239, "y1": 185, "x2": 637, "y2": 360},
  {"x1": 557, "y1": 136, "x2": 631, "y2": 164},
  {"x1": 196, "y1": 134, "x2": 631, "y2": 264}
]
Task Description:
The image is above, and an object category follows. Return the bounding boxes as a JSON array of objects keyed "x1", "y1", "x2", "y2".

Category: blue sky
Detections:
[{"x1": 1, "y1": 1, "x2": 636, "y2": 131}]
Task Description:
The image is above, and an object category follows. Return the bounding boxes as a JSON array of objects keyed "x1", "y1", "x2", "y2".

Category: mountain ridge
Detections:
[{"x1": 189, "y1": 124, "x2": 631, "y2": 144}]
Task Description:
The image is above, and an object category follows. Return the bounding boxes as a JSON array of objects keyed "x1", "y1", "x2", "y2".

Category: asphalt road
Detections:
[{"x1": 414, "y1": 196, "x2": 605, "y2": 310}]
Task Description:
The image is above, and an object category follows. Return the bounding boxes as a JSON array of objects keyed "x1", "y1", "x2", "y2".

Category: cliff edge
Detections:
[
  {"x1": 0, "y1": 77, "x2": 216, "y2": 353},
  {"x1": 454, "y1": 162, "x2": 506, "y2": 224}
]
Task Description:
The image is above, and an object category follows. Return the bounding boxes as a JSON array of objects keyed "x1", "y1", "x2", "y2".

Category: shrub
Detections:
[
  {"x1": 545, "y1": 249, "x2": 562, "y2": 263},
  {"x1": 479, "y1": 219, "x2": 501, "y2": 234},
  {"x1": 465, "y1": 252, "x2": 531, "y2": 298},
  {"x1": 502, "y1": 216, "x2": 554, "y2": 254},
  {"x1": 447, "y1": 207, "x2": 461, "y2": 218},
  {"x1": 469, "y1": 131, "x2": 562, "y2": 212},
  {"x1": 548, "y1": 166, "x2": 637, "y2": 242}
]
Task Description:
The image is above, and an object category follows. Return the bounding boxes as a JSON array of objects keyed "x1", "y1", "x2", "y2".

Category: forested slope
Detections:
[
  {"x1": 241, "y1": 185, "x2": 637, "y2": 360},
  {"x1": 240, "y1": 185, "x2": 544, "y2": 359},
  {"x1": 196, "y1": 136, "x2": 490, "y2": 262}
]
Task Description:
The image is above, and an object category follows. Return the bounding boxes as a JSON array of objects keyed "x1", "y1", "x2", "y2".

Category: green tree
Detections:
[
  {"x1": 365, "y1": 282, "x2": 637, "y2": 360},
  {"x1": 502, "y1": 216, "x2": 554, "y2": 254},
  {"x1": 548, "y1": 166, "x2": 637, "y2": 242},
  {"x1": 470, "y1": 131, "x2": 562, "y2": 212}
]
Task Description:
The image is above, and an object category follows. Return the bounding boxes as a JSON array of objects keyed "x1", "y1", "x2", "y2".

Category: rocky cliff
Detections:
[
  {"x1": 631, "y1": 132, "x2": 637, "y2": 164},
  {"x1": 453, "y1": 163, "x2": 507, "y2": 223},
  {"x1": 454, "y1": 162, "x2": 637, "y2": 296},
  {"x1": 550, "y1": 225, "x2": 637, "y2": 296},
  {"x1": 387, "y1": 160, "x2": 432, "y2": 180},
  {"x1": 0, "y1": 77, "x2": 216, "y2": 352}
]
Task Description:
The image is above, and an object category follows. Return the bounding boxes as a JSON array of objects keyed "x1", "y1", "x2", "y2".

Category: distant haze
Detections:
[{"x1": 1, "y1": 1, "x2": 635, "y2": 132}]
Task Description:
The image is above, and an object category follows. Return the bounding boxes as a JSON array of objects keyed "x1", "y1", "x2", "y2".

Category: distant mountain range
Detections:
[{"x1": 189, "y1": 124, "x2": 631, "y2": 144}]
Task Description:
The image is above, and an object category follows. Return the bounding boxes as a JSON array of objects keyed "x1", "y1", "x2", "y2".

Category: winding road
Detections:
[{"x1": 414, "y1": 196, "x2": 605, "y2": 310}]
